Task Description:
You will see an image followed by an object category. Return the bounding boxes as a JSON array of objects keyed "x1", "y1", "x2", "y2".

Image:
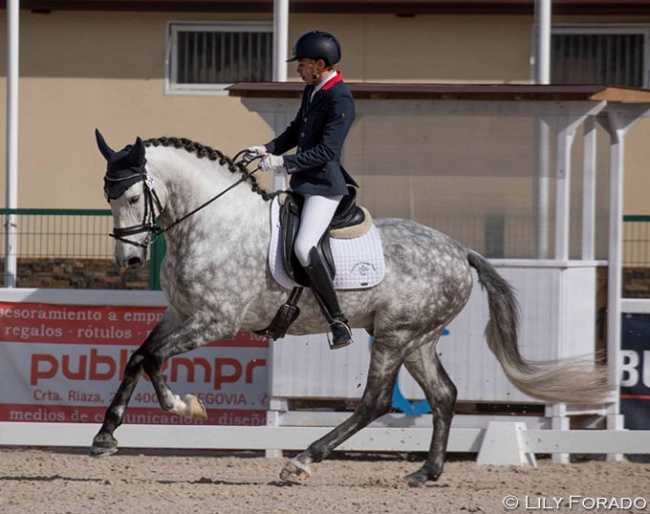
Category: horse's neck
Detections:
[{"x1": 147, "y1": 147, "x2": 270, "y2": 248}]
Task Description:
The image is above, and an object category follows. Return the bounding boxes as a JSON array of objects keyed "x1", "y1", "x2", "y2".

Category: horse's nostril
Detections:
[{"x1": 127, "y1": 257, "x2": 143, "y2": 268}]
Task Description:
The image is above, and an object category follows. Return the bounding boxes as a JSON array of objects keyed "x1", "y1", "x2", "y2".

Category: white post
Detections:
[
  {"x1": 533, "y1": 120, "x2": 550, "y2": 258},
  {"x1": 272, "y1": 0, "x2": 289, "y2": 191},
  {"x1": 606, "y1": 113, "x2": 625, "y2": 455},
  {"x1": 272, "y1": 0, "x2": 289, "y2": 82},
  {"x1": 542, "y1": 106, "x2": 607, "y2": 261},
  {"x1": 554, "y1": 121, "x2": 577, "y2": 261},
  {"x1": 582, "y1": 117, "x2": 597, "y2": 260},
  {"x1": 532, "y1": 0, "x2": 552, "y2": 258},
  {"x1": 598, "y1": 104, "x2": 650, "y2": 460},
  {"x1": 534, "y1": 0, "x2": 552, "y2": 84},
  {"x1": 4, "y1": 0, "x2": 20, "y2": 288}
]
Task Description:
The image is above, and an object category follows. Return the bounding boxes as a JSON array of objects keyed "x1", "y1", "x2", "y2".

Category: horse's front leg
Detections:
[
  {"x1": 140, "y1": 312, "x2": 239, "y2": 420},
  {"x1": 140, "y1": 318, "x2": 220, "y2": 422},
  {"x1": 89, "y1": 309, "x2": 181, "y2": 456},
  {"x1": 89, "y1": 309, "x2": 231, "y2": 456}
]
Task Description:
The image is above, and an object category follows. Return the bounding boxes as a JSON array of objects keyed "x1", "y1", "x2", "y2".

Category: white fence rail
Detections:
[
  {"x1": 0, "y1": 286, "x2": 647, "y2": 466},
  {"x1": 2, "y1": 421, "x2": 648, "y2": 469}
]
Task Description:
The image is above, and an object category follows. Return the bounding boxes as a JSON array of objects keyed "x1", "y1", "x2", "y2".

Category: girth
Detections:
[{"x1": 280, "y1": 187, "x2": 366, "y2": 287}]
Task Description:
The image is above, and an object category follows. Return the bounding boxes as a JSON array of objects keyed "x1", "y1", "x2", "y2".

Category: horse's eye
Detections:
[{"x1": 128, "y1": 195, "x2": 140, "y2": 205}]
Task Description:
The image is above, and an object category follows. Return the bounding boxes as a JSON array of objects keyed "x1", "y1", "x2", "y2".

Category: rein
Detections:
[
  {"x1": 107, "y1": 150, "x2": 263, "y2": 249},
  {"x1": 155, "y1": 166, "x2": 260, "y2": 238}
]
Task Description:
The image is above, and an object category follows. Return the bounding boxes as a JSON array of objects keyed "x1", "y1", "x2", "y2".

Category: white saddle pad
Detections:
[{"x1": 269, "y1": 197, "x2": 385, "y2": 290}]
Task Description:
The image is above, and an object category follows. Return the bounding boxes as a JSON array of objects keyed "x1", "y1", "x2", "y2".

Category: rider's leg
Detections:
[
  {"x1": 293, "y1": 194, "x2": 342, "y2": 266},
  {"x1": 294, "y1": 194, "x2": 353, "y2": 349}
]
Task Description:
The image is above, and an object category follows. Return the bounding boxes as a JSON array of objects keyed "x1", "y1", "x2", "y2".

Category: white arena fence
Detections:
[{"x1": 0, "y1": 285, "x2": 648, "y2": 466}]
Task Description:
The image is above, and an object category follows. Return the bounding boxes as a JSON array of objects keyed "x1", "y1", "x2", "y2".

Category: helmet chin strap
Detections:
[
  {"x1": 309, "y1": 60, "x2": 336, "y2": 85},
  {"x1": 309, "y1": 61, "x2": 321, "y2": 85}
]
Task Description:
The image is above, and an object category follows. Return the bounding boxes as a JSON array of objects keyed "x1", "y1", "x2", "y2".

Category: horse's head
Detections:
[{"x1": 96, "y1": 129, "x2": 162, "y2": 269}]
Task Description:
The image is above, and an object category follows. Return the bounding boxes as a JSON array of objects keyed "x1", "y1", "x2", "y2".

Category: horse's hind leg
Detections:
[
  {"x1": 89, "y1": 309, "x2": 180, "y2": 456},
  {"x1": 280, "y1": 339, "x2": 403, "y2": 483},
  {"x1": 401, "y1": 337, "x2": 457, "y2": 487}
]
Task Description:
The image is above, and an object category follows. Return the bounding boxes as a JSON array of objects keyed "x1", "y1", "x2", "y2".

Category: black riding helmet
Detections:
[{"x1": 287, "y1": 31, "x2": 341, "y2": 67}]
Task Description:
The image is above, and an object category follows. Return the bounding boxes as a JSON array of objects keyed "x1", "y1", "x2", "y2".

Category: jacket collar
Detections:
[
  {"x1": 321, "y1": 70, "x2": 343, "y2": 91},
  {"x1": 304, "y1": 71, "x2": 343, "y2": 112}
]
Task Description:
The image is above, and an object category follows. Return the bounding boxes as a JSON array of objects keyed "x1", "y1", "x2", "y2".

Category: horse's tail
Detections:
[{"x1": 466, "y1": 249, "x2": 613, "y2": 405}]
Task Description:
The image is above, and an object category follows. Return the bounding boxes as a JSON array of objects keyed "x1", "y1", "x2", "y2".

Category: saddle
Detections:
[
  {"x1": 280, "y1": 187, "x2": 368, "y2": 286},
  {"x1": 254, "y1": 187, "x2": 371, "y2": 340}
]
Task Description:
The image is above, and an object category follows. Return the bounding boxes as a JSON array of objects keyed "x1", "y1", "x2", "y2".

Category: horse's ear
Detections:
[
  {"x1": 132, "y1": 137, "x2": 146, "y2": 164},
  {"x1": 95, "y1": 129, "x2": 114, "y2": 162},
  {"x1": 133, "y1": 137, "x2": 147, "y2": 160}
]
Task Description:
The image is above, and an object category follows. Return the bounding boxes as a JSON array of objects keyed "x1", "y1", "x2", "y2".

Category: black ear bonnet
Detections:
[{"x1": 96, "y1": 129, "x2": 147, "y2": 200}]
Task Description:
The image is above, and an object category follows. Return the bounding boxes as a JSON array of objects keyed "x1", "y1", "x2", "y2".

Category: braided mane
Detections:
[{"x1": 143, "y1": 136, "x2": 276, "y2": 201}]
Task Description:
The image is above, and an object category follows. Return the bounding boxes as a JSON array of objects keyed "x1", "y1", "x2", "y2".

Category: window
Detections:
[
  {"x1": 167, "y1": 22, "x2": 273, "y2": 94},
  {"x1": 552, "y1": 25, "x2": 650, "y2": 87}
]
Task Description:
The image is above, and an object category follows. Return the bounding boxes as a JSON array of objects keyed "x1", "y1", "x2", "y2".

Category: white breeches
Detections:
[{"x1": 294, "y1": 194, "x2": 343, "y2": 266}]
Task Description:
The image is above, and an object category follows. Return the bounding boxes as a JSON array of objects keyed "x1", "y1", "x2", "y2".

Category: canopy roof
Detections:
[
  {"x1": 12, "y1": 0, "x2": 650, "y2": 14},
  {"x1": 228, "y1": 83, "x2": 650, "y2": 103}
]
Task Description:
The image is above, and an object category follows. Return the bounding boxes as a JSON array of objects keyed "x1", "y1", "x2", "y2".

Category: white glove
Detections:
[
  {"x1": 260, "y1": 154, "x2": 285, "y2": 174},
  {"x1": 242, "y1": 145, "x2": 267, "y2": 163}
]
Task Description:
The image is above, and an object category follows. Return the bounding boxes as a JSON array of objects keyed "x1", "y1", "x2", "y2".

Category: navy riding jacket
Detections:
[{"x1": 265, "y1": 72, "x2": 357, "y2": 196}]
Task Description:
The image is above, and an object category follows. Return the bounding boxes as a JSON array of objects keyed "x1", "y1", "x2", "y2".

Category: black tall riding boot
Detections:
[{"x1": 304, "y1": 247, "x2": 353, "y2": 350}]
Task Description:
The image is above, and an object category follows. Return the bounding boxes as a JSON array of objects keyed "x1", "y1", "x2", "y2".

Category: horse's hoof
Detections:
[
  {"x1": 88, "y1": 431, "x2": 117, "y2": 457},
  {"x1": 184, "y1": 394, "x2": 208, "y2": 421},
  {"x1": 279, "y1": 459, "x2": 311, "y2": 484},
  {"x1": 89, "y1": 432, "x2": 118, "y2": 457},
  {"x1": 404, "y1": 469, "x2": 431, "y2": 488},
  {"x1": 89, "y1": 445, "x2": 119, "y2": 457}
]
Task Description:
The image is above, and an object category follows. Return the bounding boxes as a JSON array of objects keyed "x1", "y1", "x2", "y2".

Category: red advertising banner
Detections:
[{"x1": 0, "y1": 302, "x2": 269, "y2": 425}]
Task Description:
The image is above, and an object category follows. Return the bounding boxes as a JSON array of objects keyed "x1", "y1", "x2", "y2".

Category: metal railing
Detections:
[
  {"x1": 2, "y1": 208, "x2": 113, "y2": 257},
  {"x1": 2, "y1": 209, "x2": 650, "y2": 290},
  {"x1": 622, "y1": 215, "x2": 650, "y2": 298},
  {"x1": 0, "y1": 209, "x2": 163, "y2": 290},
  {"x1": 623, "y1": 215, "x2": 650, "y2": 267}
]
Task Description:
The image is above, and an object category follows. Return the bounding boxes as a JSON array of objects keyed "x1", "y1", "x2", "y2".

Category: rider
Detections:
[{"x1": 245, "y1": 30, "x2": 357, "y2": 350}]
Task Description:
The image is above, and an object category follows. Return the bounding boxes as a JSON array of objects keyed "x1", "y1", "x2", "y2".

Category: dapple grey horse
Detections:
[{"x1": 90, "y1": 131, "x2": 611, "y2": 487}]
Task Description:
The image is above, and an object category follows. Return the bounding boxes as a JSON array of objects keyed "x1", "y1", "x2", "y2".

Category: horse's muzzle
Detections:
[
  {"x1": 114, "y1": 251, "x2": 146, "y2": 269},
  {"x1": 126, "y1": 256, "x2": 144, "y2": 269}
]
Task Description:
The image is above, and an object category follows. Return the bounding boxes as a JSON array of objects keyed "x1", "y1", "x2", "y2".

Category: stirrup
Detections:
[{"x1": 328, "y1": 319, "x2": 353, "y2": 350}]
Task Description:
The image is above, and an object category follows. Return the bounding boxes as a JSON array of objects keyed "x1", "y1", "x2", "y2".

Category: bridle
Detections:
[
  {"x1": 104, "y1": 162, "x2": 163, "y2": 250},
  {"x1": 105, "y1": 150, "x2": 261, "y2": 250}
]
